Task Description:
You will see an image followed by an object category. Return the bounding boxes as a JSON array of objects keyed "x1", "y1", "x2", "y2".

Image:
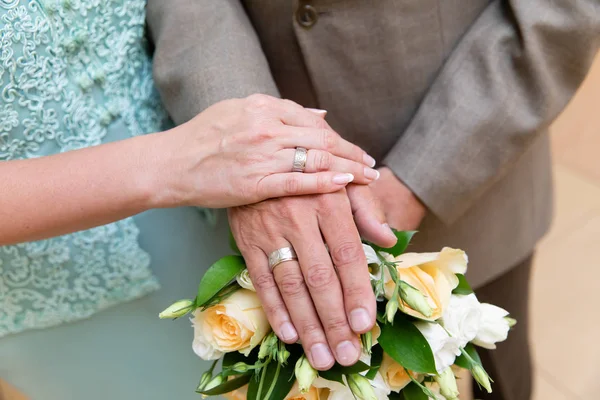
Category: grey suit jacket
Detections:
[{"x1": 147, "y1": 0, "x2": 600, "y2": 288}]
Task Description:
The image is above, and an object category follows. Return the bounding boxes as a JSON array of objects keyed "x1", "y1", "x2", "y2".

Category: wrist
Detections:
[{"x1": 141, "y1": 124, "x2": 214, "y2": 209}]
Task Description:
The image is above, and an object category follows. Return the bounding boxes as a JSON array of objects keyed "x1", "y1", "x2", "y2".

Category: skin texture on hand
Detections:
[
  {"x1": 228, "y1": 190, "x2": 378, "y2": 370},
  {"x1": 368, "y1": 167, "x2": 427, "y2": 231}
]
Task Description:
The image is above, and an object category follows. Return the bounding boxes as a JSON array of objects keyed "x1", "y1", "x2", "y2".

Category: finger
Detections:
[
  {"x1": 290, "y1": 227, "x2": 362, "y2": 367},
  {"x1": 277, "y1": 126, "x2": 376, "y2": 167},
  {"x1": 318, "y1": 193, "x2": 377, "y2": 335},
  {"x1": 256, "y1": 172, "x2": 355, "y2": 200},
  {"x1": 276, "y1": 149, "x2": 380, "y2": 184},
  {"x1": 238, "y1": 246, "x2": 299, "y2": 344},
  {"x1": 347, "y1": 184, "x2": 398, "y2": 248},
  {"x1": 271, "y1": 256, "x2": 335, "y2": 370}
]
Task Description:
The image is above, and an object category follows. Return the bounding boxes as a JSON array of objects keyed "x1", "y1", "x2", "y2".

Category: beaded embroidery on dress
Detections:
[{"x1": 0, "y1": 0, "x2": 170, "y2": 337}]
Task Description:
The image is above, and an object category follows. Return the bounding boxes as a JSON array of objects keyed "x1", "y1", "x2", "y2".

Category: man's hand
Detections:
[
  {"x1": 228, "y1": 191, "x2": 377, "y2": 370},
  {"x1": 348, "y1": 167, "x2": 427, "y2": 237}
]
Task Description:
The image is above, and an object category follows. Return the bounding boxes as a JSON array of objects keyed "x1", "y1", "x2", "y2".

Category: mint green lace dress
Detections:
[{"x1": 0, "y1": 1, "x2": 224, "y2": 398}]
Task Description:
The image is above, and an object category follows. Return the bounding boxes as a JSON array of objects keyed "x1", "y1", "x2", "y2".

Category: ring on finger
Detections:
[
  {"x1": 292, "y1": 147, "x2": 308, "y2": 173},
  {"x1": 268, "y1": 247, "x2": 298, "y2": 270}
]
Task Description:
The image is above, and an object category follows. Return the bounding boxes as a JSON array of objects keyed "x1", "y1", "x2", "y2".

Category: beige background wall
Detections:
[{"x1": 2, "y1": 55, "x2": 600, "y2": 400}]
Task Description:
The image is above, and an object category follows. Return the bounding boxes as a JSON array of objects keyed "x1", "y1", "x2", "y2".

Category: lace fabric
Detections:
[{"x1": 0, "y1": 0, "x2": 171, "y2": 337}]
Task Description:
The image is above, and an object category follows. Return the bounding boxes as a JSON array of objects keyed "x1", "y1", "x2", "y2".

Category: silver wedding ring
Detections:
[
  {"x1": 268, "y1": 247, "x2": 298, "y2": 270},
  {"x1": 292, "y1": 147, "x2": 308, "y2": 172}
]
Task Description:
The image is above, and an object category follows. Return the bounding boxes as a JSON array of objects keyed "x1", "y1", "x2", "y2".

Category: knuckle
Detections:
[
  {"x1": 326, "y1": 317, "x2": 351, "y2": 335},
  {"x1": 283, "y1": 175, "x2": 302, "y2": 195},
  {"x1": 305, "y1": 264, "x2": 337, "y2": 290},
  {"x1": 321, "y1": 130, "x2": 338, "y2": 151},
  {"x1": 331, "y1": 241, "x2": 362, "y2": 267},
  {"x1": 247, "y1": 93, "x2": 271, "y2": 108},
  {"x1": 314, "y1": 150, "x2": 331, "y2": 171},
  {"x1": 253, "y1": 272, "x2": 278, "y2": 291},
  {"x1": 279, "y1": 274, "x2": 307, "y2": 297},
  {"x1": 316, "y1": 174, "x2": 330, "y2": 192},
  {"x1": 300, "y1": 322, "x2": 324, "y2": 338},
  {"x1": 264, "y1": 301, "x2": 288, "y2": 319}
]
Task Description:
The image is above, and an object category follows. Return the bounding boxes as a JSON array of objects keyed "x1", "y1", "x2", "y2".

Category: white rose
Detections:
[
  {"x1": 440, "y1": 294, "x2": 482, "y2": 348},
  {"x1": 414, "y1": 322, "x2": 461, "y2": 374},
  {"x1": 236, "y1": 269, "x2": 256, "y2": 291},
  {"x1": 472, "y1": 303, "x2": 510, "y2": 349},
  {"x1": 191, "y1": 289, "x2": 270, "y2": 360}
]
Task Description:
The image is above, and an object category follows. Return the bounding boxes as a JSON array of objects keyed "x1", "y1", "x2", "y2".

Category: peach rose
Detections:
[
  {"x1": 379, "y1": 353, "x2": 416, "y2": 392},
  {"x1": 191, "y1": 289, "x2": 270, "y2": 359},
  {"x1": 384, "y1": 248, "x2": 468, "y2": 321}
]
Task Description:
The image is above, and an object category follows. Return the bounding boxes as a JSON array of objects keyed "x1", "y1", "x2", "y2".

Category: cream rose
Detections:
[
  {"x1": 191, "y1": 289, "x2": 270, "y2": 360},
  {"x1": 379, "y1": 353, "x2": 415, "y2": 392},
  {"x1": 236, "y1": 269, "x2": 256, "y2": 291},
  {"x1": 384, "y1": 248, "x2": 468, "y2": 321}
]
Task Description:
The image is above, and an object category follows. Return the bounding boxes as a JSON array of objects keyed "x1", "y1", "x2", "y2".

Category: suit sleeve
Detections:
[
  {"x1": 383, "y1": 0, "x2": 600, "y2": 224},
  {"x1": 146, "y1": 0, "x2": 279, "y2": 125}
]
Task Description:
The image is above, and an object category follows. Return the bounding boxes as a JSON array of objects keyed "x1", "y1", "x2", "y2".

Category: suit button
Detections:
[{"x1": 296, "y1": 4, "x2": 318, "y2": 28}]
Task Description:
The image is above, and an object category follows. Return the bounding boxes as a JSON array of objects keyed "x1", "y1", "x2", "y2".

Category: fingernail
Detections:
[
  {"x1": 310, "y1": 343, "x2": 334, "y2": 369},
  {"x1": 307, "y1": 108, "x2": 328, "y2": 116},
  {"x1": 280, "y1": 322, "x2": 298, "y2": 342},
  {"x1": 383, "y1": 223, "x2": 397, "y2": 239},
  {"x1": 363, "y1": 154, "x2": 376, "y2": 168},
  {"x1": 333, "y1": 173, "x2": 354, "y2": 185},
  {"x1": 350, "y1": 308, "x2": 372, "y2": 332},
  {"x1": 364, "y1": 168, "x2": 380, "y2": 181},
  {"x1": 335, "y1": 340, "x2": 360, "y2": 365}
]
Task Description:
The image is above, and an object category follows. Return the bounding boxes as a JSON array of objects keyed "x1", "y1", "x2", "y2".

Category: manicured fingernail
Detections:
[
  {"x1": 363, "y1": 154, "x2": 376, "y2": 168},
  {"x1": 333, "y1": 173, "x2": 354, "y2": 185},
  {"x1": 335, "y1": 340, "x2": 360, "y2": 365},
  {"x1": 364, "y1": 168, "x2": 380, "y2": 181},
  {"x1": 280, "y1": 322, "x2": 298, "y2": 342},
  {"x1": 310, "y1": 343, "x2": 334, "y2": 369},
  {"x1": 307, "y1": 108, "x2": 328, "y2": 116},
  {"x1": 350, "y1": 308, "x2": 372, "y2": 332}
]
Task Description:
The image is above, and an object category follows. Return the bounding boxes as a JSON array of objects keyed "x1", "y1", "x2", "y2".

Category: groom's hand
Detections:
[
  {"x1": 348, "y1": 167, "x2": 427, "y2": 236},
  {"x1": 228, "y1": 191, "x2": 376, "y2": 370}
]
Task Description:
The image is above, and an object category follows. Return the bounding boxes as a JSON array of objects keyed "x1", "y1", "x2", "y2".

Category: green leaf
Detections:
[
  {"x1": 401, "y1": 382, "x2": 429, "y2": 400},
  {"x1": 369, "y1": 230, "x2": 417, "y2": 257},
  {"x1": 247, "y1": 353, "x2": 299, "y2": 400},
  {"x1": 229, "y1": 229, "x2": 241, "y2": 255},
  {"x1": 318, "y1": 361, "x2": 370, "y2": 384},
  {"x1": 454, "y1": 343, "x2": 482, "y2": 370},
  {"x1": 196, "y1": 255, "x2": 246, "y2": 307},
  {"x1": 378, "y1": 314, "x2": 436, "y2": 374},
  {"x1": 452, "y1": 274, "x2": 474, "y2": 295},
  {"x1": 197, "y1": 373, "x2": 251, "y2": 396},
  {"x1": 365, "y1": 345, "x2": 384, "y2": 379}
]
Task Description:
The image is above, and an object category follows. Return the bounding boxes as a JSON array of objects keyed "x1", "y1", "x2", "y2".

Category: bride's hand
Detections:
[{"x1": 151, "y1": 94, "x2": 379, "y2": 208}]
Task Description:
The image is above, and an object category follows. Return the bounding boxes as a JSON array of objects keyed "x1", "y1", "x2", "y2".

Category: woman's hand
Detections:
[{"x1": 151, "y1": 94, "x2": 379, "y2": 208}]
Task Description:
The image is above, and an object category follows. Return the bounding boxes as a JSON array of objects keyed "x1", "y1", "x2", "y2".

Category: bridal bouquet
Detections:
[{"x1": 160, "y1": 231, "x2": 515, "y2": 399}]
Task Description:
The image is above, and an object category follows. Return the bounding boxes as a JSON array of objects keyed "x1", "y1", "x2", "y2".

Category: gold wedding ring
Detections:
[
  {"x1": 292, "y1": 147, "x2": 308, "y2": 172},
  {"x1": 268, "y1": 247, "x2": 298, "y2": 271}
]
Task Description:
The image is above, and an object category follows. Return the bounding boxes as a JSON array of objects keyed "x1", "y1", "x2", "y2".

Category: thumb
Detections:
[{"x1": 346, "y1": 184, "x2": 397, "y2": 248}]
